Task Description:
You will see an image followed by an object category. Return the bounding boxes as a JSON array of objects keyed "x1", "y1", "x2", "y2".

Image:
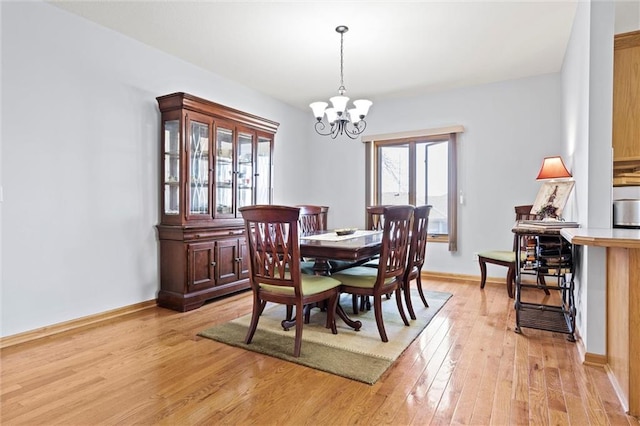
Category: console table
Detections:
[{"x1": 512, "y1": 222, "x2": 576, "y2": 341}]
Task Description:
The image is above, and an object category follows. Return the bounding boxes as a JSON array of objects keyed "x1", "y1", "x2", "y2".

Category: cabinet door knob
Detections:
[
  {"x1": 211, "y1": 261, "x2": 216, "y2": 266},
  {"x1": 194, "y1": 234, "x2": 201, "y2": 239}
]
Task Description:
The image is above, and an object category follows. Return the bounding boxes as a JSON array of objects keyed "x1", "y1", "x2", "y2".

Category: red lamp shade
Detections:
[{"x1": 536, "y1": 156, "x2": 572, "y2": 180}]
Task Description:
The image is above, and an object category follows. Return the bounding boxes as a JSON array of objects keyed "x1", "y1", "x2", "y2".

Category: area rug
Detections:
[{"x1": 198, "y1": 289, "x2": 452, "y2": 385}]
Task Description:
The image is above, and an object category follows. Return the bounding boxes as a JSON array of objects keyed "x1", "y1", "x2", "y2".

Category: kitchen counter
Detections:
[
  {"x1": 560, "y1": 227, "x2": 640, "y2": 248},
  {"x1": 561, "y1": 227, "x2": 640, "y2": 417}
]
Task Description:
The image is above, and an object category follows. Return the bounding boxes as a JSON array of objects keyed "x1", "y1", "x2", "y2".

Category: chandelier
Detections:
[{"x1": 309, "y1": 25, "x2": 372, "y2": 139}]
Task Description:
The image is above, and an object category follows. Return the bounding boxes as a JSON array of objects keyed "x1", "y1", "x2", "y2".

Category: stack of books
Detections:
[{"x1": 517, "y1": 220, "x2": 580, "y2": 229}]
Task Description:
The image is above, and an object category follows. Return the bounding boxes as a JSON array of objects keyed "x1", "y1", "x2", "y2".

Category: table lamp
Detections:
[
  {"x1": 532, "y1": 156, "x2": 574, "y2": 220},
  {"x1": 536, "y1": 156, "x2": 572, "y2": 180}
]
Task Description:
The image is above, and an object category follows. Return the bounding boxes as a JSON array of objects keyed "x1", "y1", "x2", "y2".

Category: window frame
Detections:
[{"x1": 363, "y1": 127, "x2": 462, "y2": 251}]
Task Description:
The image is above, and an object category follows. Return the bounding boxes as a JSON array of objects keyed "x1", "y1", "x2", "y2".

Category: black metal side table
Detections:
[{"x1": 512, "y1": 222, "x2": 577, "y2": 341}]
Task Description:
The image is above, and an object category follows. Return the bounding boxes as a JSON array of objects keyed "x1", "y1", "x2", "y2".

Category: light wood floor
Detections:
[{"x1": 2, "y1": 278, "x2": 639, "y2": 425}]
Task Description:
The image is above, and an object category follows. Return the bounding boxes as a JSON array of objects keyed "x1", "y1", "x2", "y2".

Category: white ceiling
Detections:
[{"x1": 47, "y1": 1, "x2": 600, "y2": 112}]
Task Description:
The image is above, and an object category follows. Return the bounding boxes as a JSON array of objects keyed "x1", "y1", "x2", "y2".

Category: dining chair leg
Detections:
[
  {"x1": 286, "y1": 304, "x2": 293, "y2": 322},
  {"x1": 304, "y1": 304, "x2": 311, "y2": 324},
  {"x1": 415, "y1": 274, "x2": 429, "y2": 308},
  {"x1": 352, "y1": 294, "x2": 359, "y2": 315},
  {"x1": 373, "y1": 294, "x2": 389, "y2": 342},
  {"x1": 245, "y1": 297, "x2": 266, "y2": 344},
  {"x1": 506, "y1": 266, "x2": 515, "y2": 298},
  {"x1": 479, "y1": 258, "x2": 488, "y2": 289},
  {"x1": 403, "y1": 279, "x2": 417, "y2": 320},
  {"x1": 537, "y1": 275, "x2": 551, "y2": 295},
  {"x1": 360, "y1": 295, "x2": 370, "y2": 311},
  {"x1": 293, "y1": 301, "x2": 304, "y2": 357},
  {"x1": 395, "y1": 287, "x2": 410, "y2": 326}
]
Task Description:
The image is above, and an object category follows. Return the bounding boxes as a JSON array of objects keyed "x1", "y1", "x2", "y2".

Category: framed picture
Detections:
[{"x1": 531, "y1": 181, "x2": 575, "y2": 219}]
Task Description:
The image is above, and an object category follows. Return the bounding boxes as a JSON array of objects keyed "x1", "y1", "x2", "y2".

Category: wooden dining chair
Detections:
[
  {"x1": 296, "y1": 205, "x2": 329, "y2": 275},
  {"x1": 477, "y1": 205, "x2": 549, "y2": 298},
  {"x1": 297, "y1": 205, "x2": 328, "y2": 235},
  {"x1": 239, "y1": 205, "x2": 342, "y2": 357},
  {"x1": 403, "y1": 204, "x2": 432, "y2": 320},
  {"x1": 332, "y1": 205, "x2": 414, "y2": 342},
  {"x1": 296, "y1": 204, "x2": 360, "y2": 275},
  {"x1": 353, "y1": 204, "x2": 390, "y2": 313},
  {"x1": 366, "y1": 204, "x2": 387, "y2": 231}
]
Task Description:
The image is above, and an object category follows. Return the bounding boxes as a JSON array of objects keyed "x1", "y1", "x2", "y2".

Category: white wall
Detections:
[
  {"x1": 615, "y1": 0, "x2": 640, "y2": 34},
  {"x1": 0, "y1": 1, "x2": 309, "y2": 337},
  {"x1": 305, "y1": 74, "x2": 563, "y2": 277},
  {"x1": 561, "y1": 0, "x2": 615, "y2": 355},
  {"x1": 0, "y1": 0, "x2": 617, "y2": 339}
]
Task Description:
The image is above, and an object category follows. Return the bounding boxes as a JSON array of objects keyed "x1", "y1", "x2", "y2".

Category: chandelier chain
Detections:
[{"x1": 339, "y1": 30, "x2": 345, "y2": 93}]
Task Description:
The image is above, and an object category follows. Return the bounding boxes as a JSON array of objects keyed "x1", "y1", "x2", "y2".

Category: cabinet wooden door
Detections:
[
  {"x1": 613, "y1": 31, "x2": 640, "y2": 161},
  {"x1": 215, "y1": 238, "x2": 241, "y2": 285},
  {"x1": 187, "y1": 241, "x2": 216, "y2": 290},
  {"x1": 185, "y1": 112, "x2": 214, "y2": 221},
  {"x1": 255, "y1": 132, "x2": 273, "y2": 205}
]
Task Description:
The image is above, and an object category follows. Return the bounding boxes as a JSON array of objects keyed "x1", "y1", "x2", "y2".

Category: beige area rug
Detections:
[{"x1": 198, "y1": 290, "x2": 452, "y2": 384}]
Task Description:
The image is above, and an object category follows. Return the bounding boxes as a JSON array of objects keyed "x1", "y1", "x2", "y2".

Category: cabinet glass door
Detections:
[
  {"x1": 189, "y1": 119, "x2": 210, "y2": 215},
  {"x1": 255, "y1": 134, "x2": 272, "y2": 205},
  {"x1": 216, "y1": 127, "x2": 234, "y2": 216},
  {"x1": 237, "y1": 131, "x2": 254, "y2": 212},
  {"x1": 163, "y1": 119, "x2": 180, "y2": 215}
]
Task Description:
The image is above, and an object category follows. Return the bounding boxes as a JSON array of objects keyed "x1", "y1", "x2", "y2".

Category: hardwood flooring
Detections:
[{"x1": 2, "y1": 278, "x2": 638, "y2": 425}]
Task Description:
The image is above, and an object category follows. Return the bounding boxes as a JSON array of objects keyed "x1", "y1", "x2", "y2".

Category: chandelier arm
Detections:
[
  {"x1": 314, "y1": 120, "x2": 336, "y2": 137},
  {"x1": 344, "y1": 120, "x2": 367, "y2": 139}
]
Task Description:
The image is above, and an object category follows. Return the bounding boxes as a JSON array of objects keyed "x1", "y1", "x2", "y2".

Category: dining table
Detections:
[{"x1": 299, "y1": 229, "x2": 383, "y2": 330}]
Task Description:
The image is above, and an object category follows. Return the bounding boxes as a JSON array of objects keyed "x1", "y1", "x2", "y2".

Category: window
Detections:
[{"x1": 364, "y1": 126, "x2": 463, "y2": 251}]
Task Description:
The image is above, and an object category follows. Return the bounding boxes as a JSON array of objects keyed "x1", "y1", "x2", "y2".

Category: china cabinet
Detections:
[{"x1": 156, "y1": 92, "x2": 278, "y2": 311}]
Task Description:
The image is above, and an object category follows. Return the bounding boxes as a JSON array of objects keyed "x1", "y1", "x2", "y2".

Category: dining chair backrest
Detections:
[
  {"x1": 375, "y1": 205, "x2": 414, "y2": 284},
  {"x1": 296, "y1": 205, "x2": 328, "y2": 235},
  {"x1": 240, "y1": 205, "x2": 302, "y2": 293},
  {"x1": 366, "y1": 205, "x2": 387, "y2": 231},
  {"x1": 406, "y1": 204, "x2": 432, "y2": 273},
  {"x1": 512, "y1": 204, "x2": 540, "y2": 250}
]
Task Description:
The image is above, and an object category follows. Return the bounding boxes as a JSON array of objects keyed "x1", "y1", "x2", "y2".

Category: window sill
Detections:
[{"x1": 428, "y1": 235, "x2": 449, "y2": 243}]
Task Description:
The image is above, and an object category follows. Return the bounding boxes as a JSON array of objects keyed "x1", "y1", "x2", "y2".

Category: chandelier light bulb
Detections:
[
  {"x1": 348, "y1": 108, "x2": 361, "y2": 124},
  {"x1": 329, "y1": 95, "x2": 349, "y2": 115},
  {"x1": 309, "y1": 101, "x2": 328, "y2": 121},
  {"x1": 324, "y1": 107, "x2": 338, "y2": 124}
]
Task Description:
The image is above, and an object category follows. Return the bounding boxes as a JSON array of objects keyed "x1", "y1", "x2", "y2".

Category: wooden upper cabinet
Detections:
[
  {"x1": 157, "y1": 92, "x2": 279, "y2": 225},
  {"x1": 613, "y1": 31, "x2": 640, "y2": 186}
]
